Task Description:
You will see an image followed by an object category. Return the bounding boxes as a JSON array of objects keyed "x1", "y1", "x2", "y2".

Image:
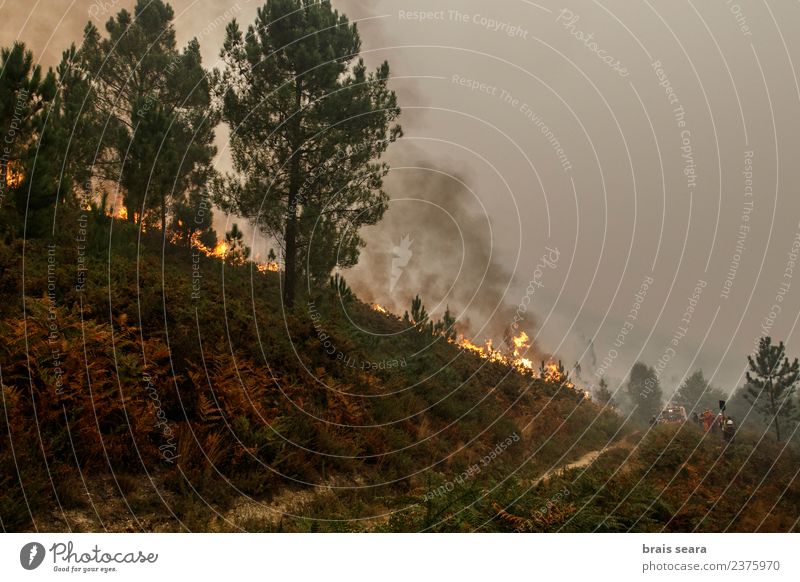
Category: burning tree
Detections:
[
  {"x1": 405, "y1": 294, "x2": 429, "y2": 332},
  {"x1": 216, "y1": 0, "x2": 402, "y2": 308},
  {"x1": 224, "y1": 223, "x2": 250, "y2": 266},
  {"x1": 433, "y1": 306, "x2": 457, "y2": 341},
  {"x1": 540, "y1": 359, "x2": 572, "y2": 387},
  {"x1": 171, "y1": 188, "x2": 217, "y2": 250}
]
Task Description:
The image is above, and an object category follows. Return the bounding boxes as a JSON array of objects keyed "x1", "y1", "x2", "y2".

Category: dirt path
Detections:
[
  {"x1": 29, "y1": 435, "x2": 640, "y2": 532},
  {"x1": 532, "y1": 435, "x2": 636, "y2": 487}
]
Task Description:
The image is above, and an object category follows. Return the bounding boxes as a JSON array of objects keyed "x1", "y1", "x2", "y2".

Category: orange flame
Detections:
[
  {"x1": 186, "y1": 232, "x2": 216, "y2": 256},
  {"x1": 458, "y1": 336, "x2": 486, "y2": 355},
  {"x1": 456, "y1": 329, "x2": 581, "y2": 393},
  {"x1": 212, "y1": 240, "x2": 228, "y2": 259},
  {"x1": 4, "y1": 161, "x2": 24, "y2": 188},
  {"x1": 256, "y1": 261, "x2": 280, "y2": 273},
  {"x1": 371, "y1": 303, "x2": 389, "y2": 314},
  {"x1": 104, "y1": 196, "x2": 129, "y2": 221},
  {"x1": 456, "y1": 336, "x2": 507, "y2": 365},
  {"x1": 512, "y1": 331, "x2": 530, "y2": 350},
  {"x1": 541, "y1": 360, "x2": 575, "y2": 389},
  {"x1": 510, "y1": 331, "x2": 535, "y2": 371}
]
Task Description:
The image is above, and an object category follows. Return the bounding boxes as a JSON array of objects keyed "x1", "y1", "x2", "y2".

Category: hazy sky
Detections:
[{"x1": 4, "y1": 0, "x2": 800, "y2": 397}]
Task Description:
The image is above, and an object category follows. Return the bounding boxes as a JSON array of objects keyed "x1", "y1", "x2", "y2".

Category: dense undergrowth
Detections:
[{"x1": 1, "y1": 209, "x2": 796, "y2": 532}]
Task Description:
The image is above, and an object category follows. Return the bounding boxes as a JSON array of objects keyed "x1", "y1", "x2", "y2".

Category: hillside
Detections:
[{"x1": 0, "y1": 208, "x2": 797, "y2": 532}]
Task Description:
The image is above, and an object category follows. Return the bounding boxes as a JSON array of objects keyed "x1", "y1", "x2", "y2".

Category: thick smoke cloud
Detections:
[{"x1": 346, "y1": 160, "x2": 548, "y2": 362}]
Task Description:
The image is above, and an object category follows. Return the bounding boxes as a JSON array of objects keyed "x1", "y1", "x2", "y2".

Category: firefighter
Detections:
[
  {"x1": 701, "y1": 409, "x2": 714, "y2": 432},
  {"x1": 713, "y1": 412, "x2": 724, "y2": 435},
  {"x1": 724, "y1": 417, "x2": 736, "y2": 443}
]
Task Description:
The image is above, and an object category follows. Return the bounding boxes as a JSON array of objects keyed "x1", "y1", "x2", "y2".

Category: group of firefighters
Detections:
[
  {"x1": 696, "y1": 409, "x2": 737, "y2": 442},
  {"x1": 649, "y1": 402, "x2": 737, "y2": 443}
]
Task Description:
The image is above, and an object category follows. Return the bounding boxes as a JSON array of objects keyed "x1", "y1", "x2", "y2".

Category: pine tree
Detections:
[
  {"x1": 0, "y1": 42, "x2": 57, "y2": 236},
  {"x1": 80, "y1": 1, "x2": 217, "y2": 233},
  {"x1": 329, "y1": 273, "x2": 353, "y2": 302},
  {"x1": 745, "y1": 337, "x2": 799, "y2": 442},
  {"x1": 626, "y1": 362, "x2": 662, "y2": 424},
  {"x1": 171, "y1": 187, "x2": 217, "y2": 248},
  {"x1": 540, "y1": 359, "x2": 570, "y2": 386},
  {"x1": 675, "y1": 370, "x2": 725, "y2": 413},
  {"x1": 596, "y1": 377, "x2": 614, "y2": 406},
  {"x1": 407, "y1": 294, "x2": 430, "y2": 333},
  {"x1": 217, "y1": 0, "x2": 402, "y2": 308},
  {"x1": 224, "y1": 223, "x2": 250, "y2": 266},
  {"x1": 51, "y1": 44, "x2": 103, "y2": 202},
  {"x1": 433, "y1": 306, "x2": 457, "y2": 341}
]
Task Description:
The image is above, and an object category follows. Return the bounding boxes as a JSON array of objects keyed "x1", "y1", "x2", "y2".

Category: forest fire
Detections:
[
  {"x1": 4, "y1": 161, "x2": 24, "y2": 188},
  {"x1": 257, "y1": 261, "x2": 280, "y2": 273},
  {"x1": 103, "y1": 197, "x2": 129, "y2": 221},
  {"x1": 211, "y1": 240, "x2": 228, "y2": 258},
  {"x1": 371, "y1": 303, "x2": 389, "y2": 314},
  {"x1": 541, "y1": 360, "x2": 573, "y2": 388},
  {"x1": 510, "y1": 330, "x2": 535, "y2": 370},
  {"x1": 180, "y1": 231, "x2": 227, "y2": 258},
  {"x1": 455, "y1": 336, "x2": 508, "y2": 365},
  {"x1": 455, "y1": 329, "x2": 580, "y2": 392}
]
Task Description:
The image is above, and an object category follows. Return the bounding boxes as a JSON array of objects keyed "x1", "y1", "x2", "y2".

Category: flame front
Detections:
[
  {"x1": 458, "y1": 336, "x2": 486, "y2": 356},
  {"x1": 371, "y1": 303, "x2": 388, "y2": 314},
  {"x1": 455, "y1": 330, "x2": 578, "y2": 392},
  {"x1": 256, "y1": 261, "x2": 280, "y2": 273},
  {"x1": 185, "y1": 232, "x2": 215, "y2": 256},
  {"x1": 4, "y1": 161, "x2": 24, "y2": 189},
  {"x1": 456, "y1": 336, "x2": 506, "y2": 364},
  {"x1": 212, "y1": 240, "x2": 228, "y2": 258},
  {"x1": 512, "y1": 331, "x2": 530, "y2": 350},
  {"x1": 510, "y1": 331, "x2": 535, "y2": 371},
  {"x1": 541, "y1": 360, "x2": 575, "y2": 389}
]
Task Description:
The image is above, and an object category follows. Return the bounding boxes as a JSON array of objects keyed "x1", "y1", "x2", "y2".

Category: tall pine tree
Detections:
[
  {"x1": 80, "y1": 1, "x2": 217, "y2": 233},
  {"x1": 596, "y1": 377, "x2": 614, "y2": 407},
  {"x1": 217, "y1": 0, "x2": 402, "y2": 308},
  {"x1": 0, "y1": 42, "x2": 57, "y2": 236},
  {"x1": 626, "y1": 362, "x2": 663, "y2": 424},
  {"x1": 745, "y1": 337, "x2": 799, "y2": 442},
  {"x1": 675, "y1": 370, "x2": 725, "y2": 413}
]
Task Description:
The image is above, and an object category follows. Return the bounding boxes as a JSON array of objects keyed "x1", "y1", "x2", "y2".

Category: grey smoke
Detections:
[{"x1": 346, "y1": 158, "x2": 547, "y2": 362}]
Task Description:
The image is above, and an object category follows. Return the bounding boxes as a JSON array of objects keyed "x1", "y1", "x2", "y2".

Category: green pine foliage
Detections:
[
  {"x1": 216, "y1": 0, "x2": 402, "y2": 307},
  {"x1": 626, "y1": 362, "x2": 663, "y2": 424},
  {"x1": 745, "y1": 337, "x2": 800, "y2": 442}
]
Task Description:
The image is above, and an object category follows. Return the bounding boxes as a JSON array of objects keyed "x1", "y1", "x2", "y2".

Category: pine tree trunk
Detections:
[
  {"x1": 282, "y1": 79, "x2": 303, "y2": 310},
  {"x1": 284, "y1": 194, "x2": 298, "y2": 309},
  {"x1": 769, "y1": 388, "x2": 782, "y2": 442},
  {"x1": 161, "y1": 198, "x2": 167, "y2": 239}
]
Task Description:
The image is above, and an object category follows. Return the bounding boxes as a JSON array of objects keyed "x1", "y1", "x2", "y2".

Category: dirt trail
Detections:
[
  {"x1": 532, "y1": 434, "x2": 637, "y2": 487},
  {"x1": 30, "y1": 472, "x2": 383, "y2": 532},
  {"x1": 29, "y1": 435, "x2": 641, "y2": 532}
]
